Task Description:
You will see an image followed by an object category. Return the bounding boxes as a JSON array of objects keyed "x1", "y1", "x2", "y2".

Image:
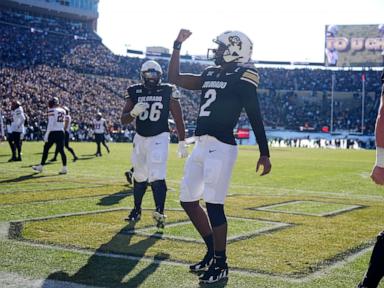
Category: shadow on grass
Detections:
[
  {"x1": 21, "y1": 162, "x2": 54, "y2": 168},
  {"x1": 0, "y1": 173, "x2": 57, "y2": 184},
  {"x1": 76, "y1": 156, "x2": 97, "y2": 161},
  {"x1": 198, "y1": 278, "x2": 228, "y2": 288},
  {"x1": 44, "y1": 222, "x2": 169, "y2": 288},
  {"x1": 97, "y1": 189, "x2": 133, "y2": 206}
]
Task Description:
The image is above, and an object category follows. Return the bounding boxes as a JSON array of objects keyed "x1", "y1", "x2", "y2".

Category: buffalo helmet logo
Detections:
[{"x1": 228, "y1": 36, "x2": 242, "y2": 50}]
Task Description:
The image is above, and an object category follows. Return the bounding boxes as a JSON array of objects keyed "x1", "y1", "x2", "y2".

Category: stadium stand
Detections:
[{"x1": 0, "y1": 5, "x2": 381, "y2": 144}]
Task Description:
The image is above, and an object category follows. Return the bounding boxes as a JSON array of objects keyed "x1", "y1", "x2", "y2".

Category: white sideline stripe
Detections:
[
  {"x1": 9, "y1": 207, "x2": 128, "y2": 223},
  {"x1": 254, "y1": 201, "x2": 362, "y2": 217},
  {"x1": 5, "y1": 238, "x2": 374, "y2": 283},
  {"x1": 0, "y1": 271, "x2": 99, "y2": 288},
  {"x1": 0, "y1": 222, "x2": 10, "y2": 239},
  {"x1": 129, "y1": 218, "x2": 291, "y2": 243}
]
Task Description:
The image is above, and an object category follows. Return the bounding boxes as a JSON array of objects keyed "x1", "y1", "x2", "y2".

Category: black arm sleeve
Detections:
[{"x1": 240, "y1": 84, "x2": 270, "y2": 157}]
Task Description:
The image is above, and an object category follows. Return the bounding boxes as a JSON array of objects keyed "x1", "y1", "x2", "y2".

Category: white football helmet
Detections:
[
  {"x1": 327, "y1": 25, "x2": 338, "y2": 37},
  {"x1": 140, "y1": 60, "x2": 162, "y2": 87},
  {"x1": 208, "y1": 31, "x2": 253, "y2": 65}
]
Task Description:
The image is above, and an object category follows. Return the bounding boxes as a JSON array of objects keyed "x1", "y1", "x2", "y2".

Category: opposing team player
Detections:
[
  {"x1": 93, "y1": 112, "x2": 110, "y2": 157},
  {"x1": 50, "y1": 106, "x2": 78, "y2": 162},
  {"x1": 169, "y1": 29, "x2": 271, "y2": 283},
  {"x1": 9, "y1": 100, "x2": 26, "y2": 161},
  {"x1": 32, "y1": 97, "x2": 67, "y2": 174},
  {"x1": 121, "y1": 60, "x2": 188, "y2": 229},
  {"x1": 357, "y1": 70, "x2": 384, "y2": 288}
]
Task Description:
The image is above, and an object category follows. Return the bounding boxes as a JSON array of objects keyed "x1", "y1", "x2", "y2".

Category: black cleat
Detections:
[
  {"x1": 190, "y1": 252, "x2": 214, "y2": 272},
  {"x1": 125, "y1": 208, "x2": 141, "y2": 222},
  {"x1": 8, "y1": 157, "x2": 17, "y2": 162},
  {"x1": 199, "y1": 261, "x2": 228, "y2": 284},
  {"x1": 125, "y1": 170, "x2": 133, "y2": 185},
  {"x1": 73, "y1": 156, "x2": 79, "y2": 162}
]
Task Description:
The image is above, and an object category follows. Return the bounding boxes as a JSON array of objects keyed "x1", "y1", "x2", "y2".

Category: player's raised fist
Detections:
[{"x1": 176, "y1": 29, "x2": 192, "y2": 43}]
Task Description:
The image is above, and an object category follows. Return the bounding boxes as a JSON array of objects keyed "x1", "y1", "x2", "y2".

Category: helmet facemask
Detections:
[
  {"x1": 207, "y1": 41, "x2": 227, "y2": 65},
  {"x1": 141, "y1": 69, "x2": 162, "y2": 88}
]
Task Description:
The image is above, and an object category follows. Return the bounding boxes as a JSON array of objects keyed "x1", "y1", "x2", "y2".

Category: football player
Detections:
[
  {"x1": 93, "y1": 112, "x2": 110, "y2": 157},
  {"x1": 121, "y1": 60, "x2": 188, "y2": 229},
  {"x1": 9, "y1": 100, "x2": 26, "y2": 161},
  {"x1": 357, "y1": 70, "x2": 384, "y2": 288},
  {"x1": 325, "y1": 25, "x2": 339, "y2": 66},
  {"x1": 169, "y1": 29, "x2": 271, "y2": 283},
  {"x1": 6, "y1": 118, "x2": 14, "y2": 161},
  {"x1": 50, "y1": 106, "x2": 78, "y2": 162},
  {"x1": 32, "y1": 97, "x2": 67, "y2": 174}
]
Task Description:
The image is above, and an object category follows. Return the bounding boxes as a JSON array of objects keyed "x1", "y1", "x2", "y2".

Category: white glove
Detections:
[
  {"x1": 43, "y1": 132, "x2": 49, "y2": 143},
  {"x1": 130, "y1": 102, "x2": 149, "y2": 117},
  {"x1": 177, "y1": 141, "x2": 188, "y2": 158}
]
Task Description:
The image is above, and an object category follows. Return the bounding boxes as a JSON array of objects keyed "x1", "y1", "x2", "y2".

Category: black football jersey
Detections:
[
  {"x1": 196, "y1": 65, "x2": 269, "y2": 156},
  {"x1": 127, "y1": 83, "x2": 179, "y2": 137}
]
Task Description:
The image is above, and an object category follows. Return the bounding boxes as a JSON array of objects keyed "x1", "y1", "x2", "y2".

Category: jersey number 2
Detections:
[
  {"x1": 139, "y1": 102, "x2": 163, "y2": 121},
  {"x1": 199, "y1": 89, "x2": 216, "y2": 117}
]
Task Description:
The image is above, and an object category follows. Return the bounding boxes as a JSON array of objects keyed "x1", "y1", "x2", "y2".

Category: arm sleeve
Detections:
[{"x1": 240, "y1": 81, "x2": 270, "y2": 157}]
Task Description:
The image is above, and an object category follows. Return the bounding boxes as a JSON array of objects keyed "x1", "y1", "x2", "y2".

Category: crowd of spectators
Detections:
[{"x1": 0, "y1": 6, "x2": 381, "y2": 143}]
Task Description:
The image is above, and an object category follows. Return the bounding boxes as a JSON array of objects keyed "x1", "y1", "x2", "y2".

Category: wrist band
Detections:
[
  {"x1": 376, "y1": 147, "x2": 384, "y2": 168},
  {"x1": 173, "y1": 41, "x2": 182, "y2": 50}
]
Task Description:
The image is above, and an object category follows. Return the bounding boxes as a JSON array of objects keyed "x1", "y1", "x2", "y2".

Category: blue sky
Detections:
[{"x1": 97, "y1": 0, "x2": 384, "y2": 62}]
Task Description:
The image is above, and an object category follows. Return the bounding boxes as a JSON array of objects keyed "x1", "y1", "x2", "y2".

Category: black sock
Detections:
[
  {"x1": 203, "y1": 234, "x2": 214, "y2": 257},
  {"x1": 151, "y1": 180, "x2": 167, "y2": 214},
  {"x1": 215, "y1": 250, "x2": 227, "y2": 266},
  {"x1": 133, "y1": 180, "x2": 147, "y2": 210}
]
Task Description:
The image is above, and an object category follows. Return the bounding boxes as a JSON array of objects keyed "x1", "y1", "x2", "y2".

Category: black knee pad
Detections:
[
  {"x1": 180, "y1": 200, "x2": 199, "y2": 211},
  {"x1": 150, "y1": 180, "x2": 167, "y2": 193},
  {"x1": 206, "y1": 202, "x2": 227, "y2": 227}
]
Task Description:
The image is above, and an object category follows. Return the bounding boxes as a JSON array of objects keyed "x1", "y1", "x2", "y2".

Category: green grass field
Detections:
[{"x1": 1, "y1": 141, "x2": 383, "y2": 287}]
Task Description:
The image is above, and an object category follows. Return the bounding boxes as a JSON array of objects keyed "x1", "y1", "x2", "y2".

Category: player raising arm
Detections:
[{"x1": 169, "y1": 29, "x2": 271, "y2": 284}]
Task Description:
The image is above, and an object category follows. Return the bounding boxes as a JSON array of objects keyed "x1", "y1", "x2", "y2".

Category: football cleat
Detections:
[
  {"x1": 125, "y1": 170, "x2": 133, "y2": 185},
  {"x1": 199, "y1": 261, "x2": 228, "y2": 284},
  {"x1": 73, "y1": 156, "x2": 79, "y2": 162},
  {"x1": 59, "y1": 166, "x2": 68, "y2": 175},
  {"x1": 32, "y1": 164, "x2": 43, "y2": 173},
  {"x1": 125, "y1": 208, "x2": 141, "y2": 222},
  {"x1": 190, "y1": 252, "x2": 214, "y2": 272},
  {"x1": 153, "y1": 211, "x2": 166, "y2": 229}
]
